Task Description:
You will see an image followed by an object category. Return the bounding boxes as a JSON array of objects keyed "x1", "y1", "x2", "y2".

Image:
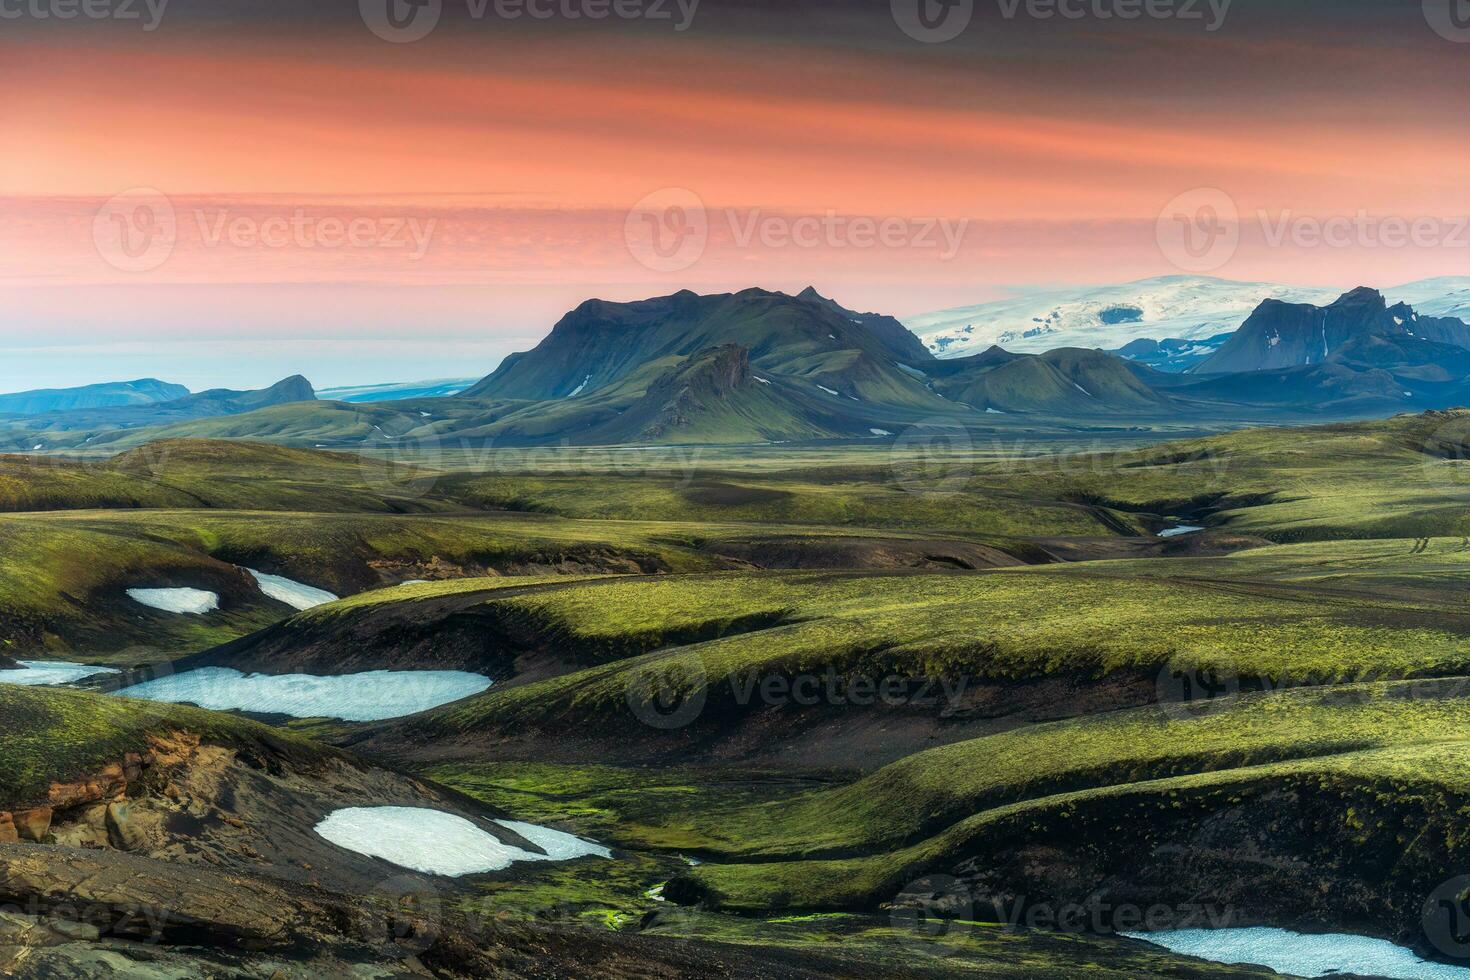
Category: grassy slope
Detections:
[
  {"x1": 391, "y1": 549, "x2": 1470, "y2": 738},
  {"x1": 984, "y1": 411, "x2": 1470, "y2": 541},
  {"x1": 677, "y1": 679, "x2": 1470, "y2": 860},
  {"x1": 0, "y1": 507, "x2": 1047, "y2": 658},
  {"x1": 0, "y1": 508, "x2": 730, "y2": 659},
  {"x1": 672, "y1": 678, "x2": 1470, "y2": 911},
  {"x1": 1, "y1": 440, "x2": 451, "y2": 514},
  {"x1": 441, "y1": 471, "x2": 1135, "y2": 537},
  {"x1": 437, "y1": 411, "x2": 1470, "y2": 541},
  {"x1": 641, "y1": 912, "x2": 1278, "y2": 979},
  {"x1": 0, "y1": 684, "x2": 334, "y2": 808}
]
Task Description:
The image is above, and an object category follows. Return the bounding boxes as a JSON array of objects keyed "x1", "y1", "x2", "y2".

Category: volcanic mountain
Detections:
[
  {"x1": 1179, "y1": 288, "x2": 1470, "y2": 411},
  {"x1": 461, "y1": 287, "x2": 937, "y2": 405},
  {"x1": 1195, "y1": 287, "x2": 1470, "y2": 374},
  {"x1": 925, "y1": 346, "x2": 1175, "y2": 415}
]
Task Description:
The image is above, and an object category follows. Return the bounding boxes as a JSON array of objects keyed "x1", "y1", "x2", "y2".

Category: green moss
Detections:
[
  {"x1": 639, "y1": 909, "x2": 1280, "y2": 977},
  {"x1": 407, "y1": 560, "x2": 1470, "y2": 737},
  {"x1": 0, "y1": 685, "x2": 336, "y2": 809}
]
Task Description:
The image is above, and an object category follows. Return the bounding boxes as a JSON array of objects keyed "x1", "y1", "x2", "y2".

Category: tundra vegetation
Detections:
[{"x1": 4, "y1": 410, "x2": 1470, "y2": 975}]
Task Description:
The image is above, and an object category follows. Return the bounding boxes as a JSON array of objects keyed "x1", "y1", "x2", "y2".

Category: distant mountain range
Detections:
[
  {"x1": 908, "y1": 275, "x2": 1470, "y2": 361},
  {"x1": 0, "y1": 379, "x2": 188, "y2": 415},
  {"x1": 1, "y1": 376, "x2": 317, "y2": 450},
  {"x1": 7, "y1": 283, "x2": 1470, "y2": 451}
]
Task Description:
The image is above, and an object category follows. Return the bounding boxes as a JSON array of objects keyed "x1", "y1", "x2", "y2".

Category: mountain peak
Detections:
[
  {"x1": 1196, "y1": 286, "x2": 1470, "y2": 375},
  {"x1": 1330, "y1": 286, "x2": 1387, "y2": 310}
]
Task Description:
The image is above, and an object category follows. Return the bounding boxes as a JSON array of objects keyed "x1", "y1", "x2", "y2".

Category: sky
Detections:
[{"x1": 4, "y1": 0, "x2": 1470, "y2": 391}]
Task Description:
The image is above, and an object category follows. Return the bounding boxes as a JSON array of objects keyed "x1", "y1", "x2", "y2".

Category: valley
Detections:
[{"x1": 3, "y1": 400, "x2": 1470, "y2": 976}]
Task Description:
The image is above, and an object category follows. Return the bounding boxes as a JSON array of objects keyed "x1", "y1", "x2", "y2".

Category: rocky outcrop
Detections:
[{"x1": 0, "y1": 733, "x2": 201, "y2": 853}]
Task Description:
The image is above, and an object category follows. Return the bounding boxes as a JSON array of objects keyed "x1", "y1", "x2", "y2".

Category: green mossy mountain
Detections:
[
  {"x1": 462, "y1": 287, "x2": 935, "y2": 402},
  {"x1": 926, "y1": 346, "x2": 1174, "y2": 414}
]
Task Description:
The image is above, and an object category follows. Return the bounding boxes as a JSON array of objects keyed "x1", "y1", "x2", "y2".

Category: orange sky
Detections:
[{"x1": 3, "y1": 1, "x2": 1470, "y2": 388}]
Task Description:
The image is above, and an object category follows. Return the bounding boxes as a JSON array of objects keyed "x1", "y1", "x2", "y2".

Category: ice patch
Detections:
[
  {"x1": 1124, "y1": 927, "x2": 1470, "y2": 980},
  {"x1": 493, "y1": 818, "x2": 611, "y2": 862},
  {"x1": 0, "y1": 661, "x2": 121, "y2": 686},
  {"x1": 126, "y1": 588, "x2": 219, "y2": 615},
  {"x1": 313, "y1": 807, "x2": 610, "y2": 876},
  {"x1": 754, "y1": 376, "x2": 772, "y2": 385},
  {"x1": 1073, "y1": 383, "x2": 1092, "y2": 396},
  {"x1": 245, "y1": 569, "x2": 338, "y2": 611},
  {"x1": 31, "y1": 444, "x2": 42, "y2": 451},
  {"x1": 817, "y1": 385, "x2": 839, "y2": 396},
  {"x1": 869, "y1": 428, "x2": 892, "y2": 436},
  {"x1": 567, "y1": 374, "x2": 592, "y2": 397},
  {"x1": 1159, "y1": 525, "x2": 1205, "y2": 538},
  {"x1": 117, "y1": 667, "x2": 491, "y2": 721},
  {"x1": 986, "y1": 407, "x2": 1005, "y2": 414}
]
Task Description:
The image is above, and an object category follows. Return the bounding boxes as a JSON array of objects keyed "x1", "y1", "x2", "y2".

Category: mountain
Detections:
[
  {"x1": 1167, "y1": 288, "x2": 1470, "y2": 412},
  {"x1": 1386, "y1": 277, "x2": 1470, "y2": 320},
  {"x1": 462, "y1": 287, "x2": 938, "y2": 405},
  {"x1": 906, "y1": 276, "x2": 1338, "y2": 358},
  {"x1": 0, "y1": 378, "x2": 188, "y2": 415},
  {"x1": 0, "y1": 376, "x2": 318, "y2": 449},
  {"x1": 1110, "y1": 334, "x2": 1233, "y2": 373},
  {"x1": 1195, "y1": 287, "x2": 1470, "y2": 374},
  {"x1": 925, "y1": 347, "x2": 1176, "y2": 415},
  {"x1": 318, "y1": 378, "x2": 477, "y2": 402},
  {"x1": 54, "y1": 283, "x2": 1470, "y2": 454},
  {"x1": 577, "y1": 345, "x2": 866, "y2": 444}
]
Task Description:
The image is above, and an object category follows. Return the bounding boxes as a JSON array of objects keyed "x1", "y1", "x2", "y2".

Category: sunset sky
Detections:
[{"x1": 4, "y1": 0, "x2": 1470, "y2": 390}]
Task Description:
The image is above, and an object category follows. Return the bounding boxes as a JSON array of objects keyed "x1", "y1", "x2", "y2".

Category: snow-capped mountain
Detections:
[
  {"x1": 1385, "y1": 277, "x2": 1470, "y2": 320},
  {"x1": 908, "y1": 275, "x2": 1470, "y2": 361},
  {"x1": 906, "y1": 276, "x2": 1339, "y2": 358}
]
